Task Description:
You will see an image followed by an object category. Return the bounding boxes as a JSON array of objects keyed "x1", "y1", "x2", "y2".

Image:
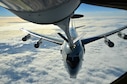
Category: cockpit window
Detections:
[{"x1": 66, "y1": 55, "x2": 80, "y2": 69}]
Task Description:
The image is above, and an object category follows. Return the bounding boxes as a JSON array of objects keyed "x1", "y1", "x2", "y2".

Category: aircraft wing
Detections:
[
  {"x1": 81, "y1": 26, "x2": 127, "y2": 45},
  {"x1": 20, "y1": 28, "x2": 63, "y2": 45},
  {"x1": 81, "y1": 0, "x2": 127, "y2": 10},
  {"x1": 75, "y1": 25, "x2": 86, "y2": 29}
]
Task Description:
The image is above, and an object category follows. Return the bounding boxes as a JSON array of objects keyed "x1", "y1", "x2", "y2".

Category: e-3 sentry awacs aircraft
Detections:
[{"x1": 0, "y1": 0, "x2": 127, "y2": 78}]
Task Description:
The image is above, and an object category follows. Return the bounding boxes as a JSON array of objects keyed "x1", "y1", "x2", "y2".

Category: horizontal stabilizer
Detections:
[
  {"x1": 75, "y1": 25, "x2": 85, "y2": 29},
  {"x1": 71, "y1": 14, "x2": 84, "y2": 19}
]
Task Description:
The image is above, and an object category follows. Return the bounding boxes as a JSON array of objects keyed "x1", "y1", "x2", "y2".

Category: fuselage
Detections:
[
  {"x1": 1, "y1": 0, "x2": 80, "y2": 24},
  {"x1": 61, "y1": 27, "x2": 85, "y2": 78}
]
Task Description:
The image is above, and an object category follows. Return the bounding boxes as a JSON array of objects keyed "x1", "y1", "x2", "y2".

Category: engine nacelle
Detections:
[
  {"x1": 118, "y1": 32, "x2": 127, "y2": 40},
  {"x1": 34, "y1": 38, "x2": 42, "y2": 48},
  {"x1": 22, "y1": 34, "x2": 31, "y2": 41},
  {"x1": 104, "y1": 38, "x2": 114, "y2": 48}
]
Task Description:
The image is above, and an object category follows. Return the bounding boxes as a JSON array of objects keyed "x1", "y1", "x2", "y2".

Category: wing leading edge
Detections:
[
  {"x1": 20, "y1": 28, "x2": 63, "y2": 45},
  {"x1": 81, "y1": 26, "x2": 127, "y2": 45}
]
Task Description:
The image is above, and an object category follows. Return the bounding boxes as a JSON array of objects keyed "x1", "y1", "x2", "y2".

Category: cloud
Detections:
[{"x1": 0, "y1": 15, "x2": 127, "y2": 84}]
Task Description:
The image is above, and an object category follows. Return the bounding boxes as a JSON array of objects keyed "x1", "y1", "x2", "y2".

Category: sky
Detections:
[
  {"x1": 0, "y1": 3, "x2": 127, "y2": 17},
  {"x1": 76, "y1": 4, "x2": 127, "y2": 16},
  {"x1": 0, "y1": 6, "x2": 15, "y2": 16},
  {"x1": 0, "y1": 2, "x2": 127, "y2": 84}
]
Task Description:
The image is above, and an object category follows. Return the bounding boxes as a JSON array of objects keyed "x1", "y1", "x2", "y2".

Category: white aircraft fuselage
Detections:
[{"x1": 61, "y1": 27, "x2": 84, "y2": 78}]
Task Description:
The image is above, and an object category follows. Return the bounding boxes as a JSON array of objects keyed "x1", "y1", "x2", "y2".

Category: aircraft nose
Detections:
[
  {"x1": 68, "y1": 68, "x2": 78, "y2": 78},
  {"x1": 66, "y1": 56, "x2": 80, "y2": 69},
  {"x1": 70, "y1": 74, "x2": 76, "y2": 78},
  {"x1": 66, "y1": 56, "x2": 80, "y2": 78}
]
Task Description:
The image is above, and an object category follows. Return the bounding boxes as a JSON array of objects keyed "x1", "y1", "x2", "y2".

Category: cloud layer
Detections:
[{"x1": 0, "y1": 15, "x2": 127, "y2": 84}]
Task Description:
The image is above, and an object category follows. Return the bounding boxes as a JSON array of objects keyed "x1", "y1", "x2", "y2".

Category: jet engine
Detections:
[
  {"x1": 118, "y1": 32, "x2": 127, "y2": 40},
  {"x1": 22, "y1": 34, "x2": 31, "y2": 41},
  {"x1": 34, "y1": 38, "x2": 42, "y2": 48},
  {"x1": 104, "y1": 38, "x2": 114, "y2": 47}
]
